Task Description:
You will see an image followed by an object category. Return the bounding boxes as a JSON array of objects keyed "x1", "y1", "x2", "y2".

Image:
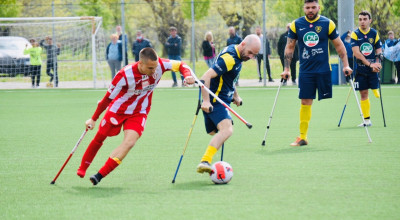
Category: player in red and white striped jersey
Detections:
[{"x1": 77, "y1": 48, "x2": 195, "y2": 185}]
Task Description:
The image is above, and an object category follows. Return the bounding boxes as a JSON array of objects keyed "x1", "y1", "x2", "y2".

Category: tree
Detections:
[
  {"x1": 215, "y1": 0, "x2": 258, "y2": 39},
  {"x1": 145, "y1": 0, "x2": 188, "y2": 57},
  {"x1": 0, "y1": 0, "x2": 20, "y2": 17},
  {"x1": 181, "y1": 0, "x2": 210, "y2": 21},
  {"x1": 78, "y1": 0, "x2": 113, "y2": 28}
]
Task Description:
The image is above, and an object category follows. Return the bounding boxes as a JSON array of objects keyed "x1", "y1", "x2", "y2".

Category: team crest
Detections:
[
  {"x1": 369, "y1": 38, "x2": 374, "y2": 44},
  {"x1": 315, "y1": 26, "x2": 322, "y2": 33}
]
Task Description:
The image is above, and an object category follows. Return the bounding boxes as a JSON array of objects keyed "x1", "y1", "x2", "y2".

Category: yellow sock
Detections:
[
  {"x1": 201, "y1": 145, "x2": 217, "y2": 164},
  {"x1": 299, "y1": 104, "x2": 311, "y2": 140},
  {"x1": 112, "y1": 157, "x2": 122, "y2": 164},
  {"x1": 372, "y1": 89, "x2": 380, "y2": 98},
  {"x1": 360, "y1": 99, "x2": 370, "y2": 119}
]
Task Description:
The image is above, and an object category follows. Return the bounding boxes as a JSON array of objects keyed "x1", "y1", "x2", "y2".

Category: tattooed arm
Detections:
[
  {"x1": 332, "y1": 37, "x2": 353, "y2": 76},
  {"x1": 280, "y1": 37, "x2": 297, "y2": 79}
]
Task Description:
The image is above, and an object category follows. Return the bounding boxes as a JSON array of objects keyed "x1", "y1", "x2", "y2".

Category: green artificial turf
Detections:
[{"x1": 0, "y1": 85, "x2": 399, "y2": 219}]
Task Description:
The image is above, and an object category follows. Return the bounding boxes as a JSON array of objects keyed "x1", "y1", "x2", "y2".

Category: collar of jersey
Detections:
[
  {"x1": 305, "y1": 15, "x2": 320, "y2": 23},
  {"x1": 234, "y1": 45, "x2": 241, "y2": 59},
  {"x1": 359, "y1": 27, "x2": 371, "y2": 35}
]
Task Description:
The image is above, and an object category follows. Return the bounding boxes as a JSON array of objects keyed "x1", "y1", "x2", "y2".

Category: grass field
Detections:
[{"x1": 1, "y1": 85, "x2": 399, "y2": 219}]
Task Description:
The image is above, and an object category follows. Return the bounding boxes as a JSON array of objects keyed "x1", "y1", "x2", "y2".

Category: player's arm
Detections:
[
  {"x1": 170, "y1": 60, "x2": 195, "y2": 85},
  {"x1": 332, "y1": 37, "x2": 352, "y2": 76},
  {"x1": 86, "y1": 72, "x2": 125, "y2": 130},
  {"x1": 232, "y1": 89, "x2": 242, "y2": 107},
  {"x1": 280, "y1": 37, "x2": 296, "y2": 79},
  {"x1": 200, "y1": 68, "x2": 218, "y2": 113}
]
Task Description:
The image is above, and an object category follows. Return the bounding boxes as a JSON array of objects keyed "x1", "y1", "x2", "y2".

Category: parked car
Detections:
[{"x1": 0, "y1": 36, "x2": 31, "y2": 76}]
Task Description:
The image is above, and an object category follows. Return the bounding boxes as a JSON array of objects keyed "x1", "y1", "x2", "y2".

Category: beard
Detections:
[{"x1": 306, "y1": 12, "x2": 318, "y2": 20}]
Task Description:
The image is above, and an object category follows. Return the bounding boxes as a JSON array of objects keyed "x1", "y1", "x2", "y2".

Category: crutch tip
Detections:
[
  {"x1": 261, "y1": 140, "x2": 265, "y2": 146},
  {"x1": 171, "y1": 180, "x2": 175, "y2": 184},
  {"x1": 246, "y1": 123, "x2": 252, "y2": 129},
  {"x1": 50, "y1": 181, "x2": 55, "y2": 185}
]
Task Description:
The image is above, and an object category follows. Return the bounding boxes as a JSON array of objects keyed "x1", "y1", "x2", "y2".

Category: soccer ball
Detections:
[{"x1": 210, "y1": 161, "x2": 233, "y2": 184}]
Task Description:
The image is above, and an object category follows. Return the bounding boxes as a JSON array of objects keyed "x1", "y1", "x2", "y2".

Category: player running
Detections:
[
  {"x1": 197, "y1": 34, "x2": 261, "y2": 173},
  {"x1": 351, "y1": 10, "x2": 383, "y2": 127},
  {"x1": 76, "y1": 48, "x2": 195, "y2": 185},
  {"x1": 280, "y1": 0, "x2": 353, "y2": 146}
]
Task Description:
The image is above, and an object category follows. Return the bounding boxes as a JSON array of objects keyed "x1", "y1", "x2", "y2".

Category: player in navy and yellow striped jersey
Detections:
[
  {"x1": 281, "y1": 0, "x2": 353, "y2": 146},
  {"x1": 351, "y1": 10, "x2": 383, "y2": 127},
  {"x1": 197, "y1": 35, "x2": 261, "y2": 173}
]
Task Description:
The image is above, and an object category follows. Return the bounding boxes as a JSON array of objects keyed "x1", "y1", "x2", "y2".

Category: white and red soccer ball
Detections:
[{"x1": 210, "y1": 161, "x2": 233, "y2": 184}]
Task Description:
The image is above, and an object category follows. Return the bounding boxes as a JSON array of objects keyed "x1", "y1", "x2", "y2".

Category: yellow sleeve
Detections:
[
  {"x1": 170, "y1": 60, "x2": 181, "y2": 72},
  {"x1": 351, "y1": 32, "x2": 358, "y2": 41},
  {"x1": 220, "y1": 53, "x2": 235, "y2": 72},
  {"x1": 290, "y1": 21, "x2": 296, "y2": 34},
  {"x1": 375, "y1": 33, "x2": 380, "y2": 44},
  {"x1": 328, "y1": 20, "x2": 336, "y2": 35}
]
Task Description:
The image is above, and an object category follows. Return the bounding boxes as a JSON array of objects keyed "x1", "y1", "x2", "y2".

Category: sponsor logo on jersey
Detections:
[
  {"x1": 110, "y1": 117, "x2": 118, "y2": 125},
  {"x1": 360, "y1": 43, "x2": 373, "y2": 56},
  {"x1": 302, "y1": 48, "x2": 310, "y2": 59},
  {"x1": 311, "y1": 48, "x2": 324, "y2": 56},
  {"x1": 315, "y1": 26, "x2": 322, "y2": 33},
  {"x1": 303, "y1": 31, "x2": 319, "y2": 47}
]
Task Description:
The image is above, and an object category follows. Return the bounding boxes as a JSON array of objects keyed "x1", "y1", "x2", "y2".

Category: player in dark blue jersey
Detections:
[
  {"x1": 351, "y1": 10, "x2": 382, "y2": 127},
  {"x1": 197, "y1": 35, "x2": 261, "y2": 173},
  {"x1": 281, "y1": 0, "x2": 353, "y2": 146}
]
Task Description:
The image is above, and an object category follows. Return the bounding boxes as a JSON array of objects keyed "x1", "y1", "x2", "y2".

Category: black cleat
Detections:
[{"x1": 90, "y1": 173, "x2": 103, "y2": 185}]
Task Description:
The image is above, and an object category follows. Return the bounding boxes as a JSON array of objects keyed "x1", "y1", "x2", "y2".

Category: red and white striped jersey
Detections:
[{"x1": 91, "y1": 58, "x2": 192, "y2": 120}]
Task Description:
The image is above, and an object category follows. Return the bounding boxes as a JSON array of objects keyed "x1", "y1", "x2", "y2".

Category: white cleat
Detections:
[{"x1": 358, "y1": 119, "x2": 372, "y2": 127}]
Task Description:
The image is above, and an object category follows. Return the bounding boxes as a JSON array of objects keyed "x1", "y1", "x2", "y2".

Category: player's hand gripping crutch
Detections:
[
  {"x1": 347, "y1": 74, "x2": 372, "y2": 143},
  {"x1": 190, "y1": 72, "x2": 252, "y2": 129},
  {"x1": 261, "y1": 77, "x2": 287, "y2": 146},
  {"x1": 50, "y1": 128, "x2": 89, "y2": 184},
  {"x1": 172, "y1": 87, "x2": 202, "y2": 183}
]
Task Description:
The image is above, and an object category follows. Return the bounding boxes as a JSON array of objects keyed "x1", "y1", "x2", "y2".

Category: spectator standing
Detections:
[
  {"x1": 40, "y1": 36, "x2": 60, "y2": 87},
  {"x1": 116, "y1": 25, "x2": 129, "y2": 66},
  {"x1": 383, "y1": 31, "x2": 400, "y2": 83},
  {"x1": 106, "y1": 34, "x2": 122, "y2": 79},
  {"x1": 132, "y1": 30, "x2": 152, "y2": 62},
  {"x1": 255, "y1": 26, "x2": 273, "y2": 82},
  {"x1": 165, "y1": 26, "x2": 183, "y2": 87},
  {"x1": 278, "y1": 23, "x2": 299, "y2": 85},
  {"x1": 226, "y1": 26, "x2": 242, "y2": 46},
  {"x1": 24, "y1": 39, "x2": 42, "y2": 88},
  {"x1": 201, "y1": 31, "x2": 216, "y2": 68}
]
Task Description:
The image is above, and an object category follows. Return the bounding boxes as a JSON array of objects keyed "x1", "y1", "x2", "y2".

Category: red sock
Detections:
[
  {"x1": 78, "y1": 133, "x2": 107, "y2": 171},
  {"x1": 98, "y1": 157, "x2": 120, "y2": 178}
]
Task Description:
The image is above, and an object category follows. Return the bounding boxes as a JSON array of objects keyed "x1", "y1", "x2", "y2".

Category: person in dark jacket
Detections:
[
  {"x1": 40, "y1": 36, "x2": 60, "y2": 87},
  {"x1": 165, "y1": 26, "x2": 183, "y2": 87},
  {"x1": 226, "y1": 26, "x2": 242, "y2": 46},
  {"x1": 106, "y1": 34, "x2": 122, "y2": 79},
  {"x1": 132, "y1": 30, "x2": 152, "y2": 62},
  {"x1": 255, "y1": 27, "x2": 273, "y2": 82},
  {"x1": 202, "y1": 31, "x2": 216, "y2": 68},
  {"x1": 278, "y1": 23, "x2": 299, "y2": 85},
  {"x1": 116, "y1": 25, "x2": 129, "y2": 66}
]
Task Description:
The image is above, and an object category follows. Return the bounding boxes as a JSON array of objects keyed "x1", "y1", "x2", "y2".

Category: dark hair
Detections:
[
  {"x1": 304, "y1": 0, "x2": 318, "y2": 3},
  {"x1": 139, "y1": 48, "x2": 158, "y2": 62},
  {"x1": 359, "y1": 10, "x2": 371, "y2": 20}
]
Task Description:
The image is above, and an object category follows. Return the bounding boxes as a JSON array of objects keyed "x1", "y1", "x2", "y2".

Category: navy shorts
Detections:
[
  {"x1": 299, "y1": 72, "x2": 332, "y2": 100},
  {"x1": 354, "y1": 72, "x2": 379, "y2": 91},
  {"x1": 202, "y1": 103, "x2": 232, "y2": 133}
]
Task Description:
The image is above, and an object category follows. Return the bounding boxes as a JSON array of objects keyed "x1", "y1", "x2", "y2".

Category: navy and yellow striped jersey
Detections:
[
  {"x1": 288, "y1": 15, "x2": 339, "y2": 74},
  {"x1": 350, "y1": 27, "x2": 382, "y2": 74},
  {"x1": 210, "y1": 45, "x2": 242, "y2": 104}
]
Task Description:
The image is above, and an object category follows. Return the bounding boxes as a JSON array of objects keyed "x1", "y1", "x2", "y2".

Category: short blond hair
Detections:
[
  {"x1": 110, "y1": 34, "x2": 118, "y2": 40},
  {"x1": 204, "y1": 31, "x2": 213, "y2": 41}
]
